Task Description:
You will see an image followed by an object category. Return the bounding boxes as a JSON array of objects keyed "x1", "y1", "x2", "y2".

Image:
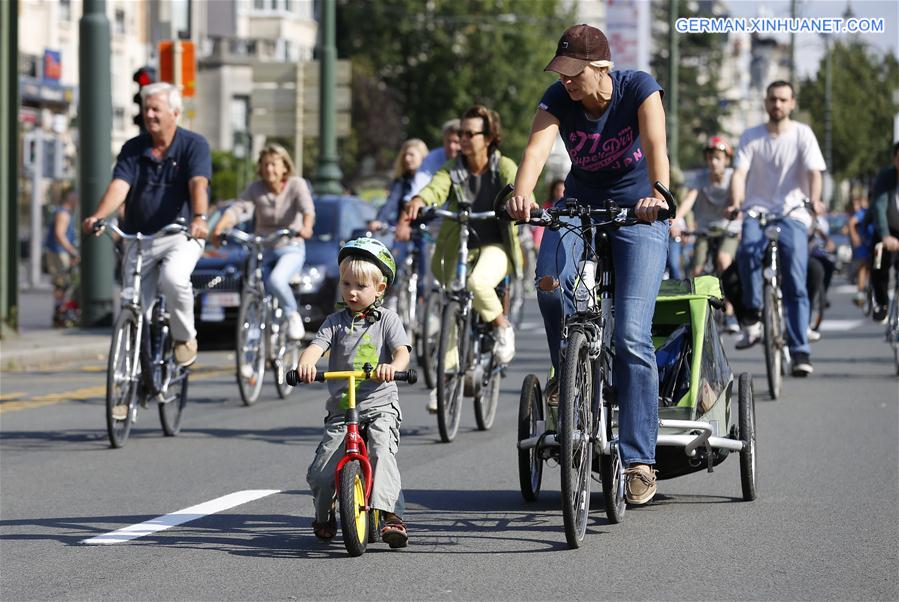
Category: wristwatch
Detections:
[{"x1": 194, "y1": 213, "x2": 208, "y2": 221}]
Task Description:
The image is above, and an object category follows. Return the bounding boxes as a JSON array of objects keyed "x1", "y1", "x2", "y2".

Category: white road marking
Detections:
[
  {"x1": 832, "y1": 284, "x2": 858, "y2": 294},
  {"x1": 81, "y1": 489, "x2": 280, "y2": 545},
  {"x1": 818, "y1": 319, "x2": 864, "y2": 332}
]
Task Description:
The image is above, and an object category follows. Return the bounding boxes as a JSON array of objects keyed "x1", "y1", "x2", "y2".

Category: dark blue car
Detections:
[{"x1": 191, "y1": 195, "x2": 376, "y2": 335}]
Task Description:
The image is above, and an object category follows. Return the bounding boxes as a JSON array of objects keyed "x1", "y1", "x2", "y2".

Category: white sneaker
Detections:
[
  {"x1": 734, "y1": 322, "x2": 762, "y2": 350},
  {"x1": 494, "y1": 323, "x2": 515, "y2": 364},
  {"x1": 807, "y1": 327, "x2": 822, "y2": 343},
  {"x1": 426, "y1": 389, "x2": 438, "y2": 413},
  {"x1": 287, "y1": 311, "x2": 305, "y2": 340}
]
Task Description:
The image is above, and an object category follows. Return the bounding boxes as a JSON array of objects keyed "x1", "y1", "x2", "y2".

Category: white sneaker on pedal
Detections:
[
  {"x1": 288, "y1": 311, "x2": 305, "y2": 340},
  {"x1": 426, "y1": 389, "x2": 438, "y2": 413},
  {"x1": 494, "y1": 323, "x2": 516, "y2": 364},
  {"x1": 807, "y1": 327, "x2": 822, "y2": 343}
]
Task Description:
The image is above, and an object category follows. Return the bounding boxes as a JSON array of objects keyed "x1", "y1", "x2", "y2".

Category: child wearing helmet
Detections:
[
  {"x1": 670, "y1": 135, "x2": 741, "y2": 332},
  {"x1": 295, "y1": 237, "x2": 412, "y2": 548}
]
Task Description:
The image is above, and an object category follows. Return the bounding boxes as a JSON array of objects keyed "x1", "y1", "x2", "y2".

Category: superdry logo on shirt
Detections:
[{"x1": 567, "y1": 126, "x2": 641, "y2": 171}]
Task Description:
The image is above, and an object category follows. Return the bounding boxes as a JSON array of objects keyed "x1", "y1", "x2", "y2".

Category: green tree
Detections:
[
  {"x1": 799, "y1": 40, "x2": 899, "y2": 185},
  {"x1": 210, "y1": 150, "x2": 254, "y2": 205},
  {"x1": 650, "y1": 0, "x2": 730, "y2": 172},
  {"x1": 336, "y1": 0, "x2": 573, "y2": 183}
]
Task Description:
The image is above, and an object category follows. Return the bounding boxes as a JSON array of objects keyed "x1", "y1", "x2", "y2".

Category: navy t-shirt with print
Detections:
[
  {"x1": 112, "y1": 127, "x2": 212, "y2": 234},
  {"x1": 538, "y1": 70, "x2": 663, "y2": 208}
]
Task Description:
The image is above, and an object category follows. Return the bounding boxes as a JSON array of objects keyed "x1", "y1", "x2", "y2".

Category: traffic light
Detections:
[{"x1": 132, "y1": 66, "x2": 156, "y2": 132}]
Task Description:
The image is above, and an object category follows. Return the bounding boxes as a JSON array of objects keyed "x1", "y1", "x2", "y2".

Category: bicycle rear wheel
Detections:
[
  {"x1": 236, "y1": 294, "x2": 266, "y2": 405},
  {"x1": 738, "y1": 372, "x2": 758, "y2": 501},
  {"x1": 419, "y1": 290, "x2": 442, "y2": 389},
  {"x1": 273, "y1": 312, "x2": 300, "y2": 399},
  {"x1": 473, "y1": 353, "x2": 500, "y2": 431},
  {"x1": 517, "y1": 374, "x2": 544, "y2": 501},
  {"x1": 762, "y1": 284, "x2": 783, "y2": 400},
  {"x1": 338, "y1": 460, "x2": 369, "y2": 557},
  {"x1": 106, "y1": 311, "x2": 139, "y2": 448},
  {"x1": 436, "y1": 300, "x2": 466, "y2": 443},
  {"x1": 159, "y1": 368, "x2": 188, "y2": 436},
  {"x1": 559, "y1": 329, "x2": 594, "y2": 548}
]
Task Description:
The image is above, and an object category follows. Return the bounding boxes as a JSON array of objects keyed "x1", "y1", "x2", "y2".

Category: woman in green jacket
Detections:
[{"x1": 405, "y1": 105, "x2": 527, "y2": 370}]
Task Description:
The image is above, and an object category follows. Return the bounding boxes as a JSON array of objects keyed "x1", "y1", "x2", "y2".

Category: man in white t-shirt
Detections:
[{"x1": 727, "y1": 80, "x2": 826, "y2": 376}]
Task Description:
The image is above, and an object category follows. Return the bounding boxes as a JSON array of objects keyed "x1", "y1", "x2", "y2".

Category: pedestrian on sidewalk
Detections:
[{"x1": 44, "y1": 188, "x2": 80, "y2": 327}]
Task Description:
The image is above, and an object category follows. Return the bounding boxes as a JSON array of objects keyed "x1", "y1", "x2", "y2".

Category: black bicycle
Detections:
[
  {"x1": 418, "y1": 204, "x2": 506, "y2": 442},
  {"x1": 500, "y1": 182, "x2": 676, "y2": 548},
  {"x1": 95, "y1": 220, "x2": 192, "y2": 448}
]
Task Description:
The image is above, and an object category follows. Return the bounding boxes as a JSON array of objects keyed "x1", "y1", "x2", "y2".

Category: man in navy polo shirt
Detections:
[{"x1": 84, "y1": 82, "x2": 211, "y2": 367}]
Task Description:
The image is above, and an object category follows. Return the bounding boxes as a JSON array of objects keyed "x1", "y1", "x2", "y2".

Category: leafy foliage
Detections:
[
  {"x1": 799, "y1": 40, "x2": 899, "y2": 184},
  {"x1": 211, "y1": 150, "x2": 254, "y2": 205},
  {"x1": 336, "y1": 0, "x2": 572, "y2": 183}
]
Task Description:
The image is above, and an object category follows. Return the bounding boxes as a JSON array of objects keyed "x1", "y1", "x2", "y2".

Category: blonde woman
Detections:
[{"x1": 213, "y1": 144, "x2": 315, "y2": 339}]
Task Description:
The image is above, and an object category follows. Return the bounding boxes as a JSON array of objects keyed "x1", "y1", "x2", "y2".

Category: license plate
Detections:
[{"x1": 202, "y1": 292, "x2": 241, "y2": 308}]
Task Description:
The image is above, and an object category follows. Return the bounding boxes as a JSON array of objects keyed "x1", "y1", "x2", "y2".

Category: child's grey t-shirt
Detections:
[{"x1": 310, "y1": 307, "x2": 411, "y2": 413}]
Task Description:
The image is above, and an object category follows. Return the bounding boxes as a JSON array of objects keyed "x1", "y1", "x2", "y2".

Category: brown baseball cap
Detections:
[{"x1": 544, "y1": 24, "x2": 612, "y2": 77}]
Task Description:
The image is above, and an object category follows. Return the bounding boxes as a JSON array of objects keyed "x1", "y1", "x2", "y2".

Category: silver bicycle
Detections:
[
  {"x1": 221, "y1": 228, "x2": 302, "y2": 405},
  {"x1": 96, "y1": 220, "x2": 193, "y2": 448}
]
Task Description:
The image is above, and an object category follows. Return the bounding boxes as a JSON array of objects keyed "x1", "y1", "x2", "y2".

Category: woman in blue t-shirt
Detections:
[{"x1": 506, "y1": 24, "x2": 670, "y2": 506}]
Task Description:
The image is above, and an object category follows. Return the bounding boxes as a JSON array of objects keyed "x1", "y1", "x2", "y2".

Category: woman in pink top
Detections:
[{"x1": 213, "y1": 144, "x2": 315, "y2": 339}]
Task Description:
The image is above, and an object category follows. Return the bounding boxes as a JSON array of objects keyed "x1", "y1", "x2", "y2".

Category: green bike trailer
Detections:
[{"x1": 651, "y1": 275, "x2": 743, "y2": 479}]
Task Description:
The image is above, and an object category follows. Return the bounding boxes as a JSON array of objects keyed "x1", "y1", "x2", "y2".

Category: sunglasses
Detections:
[{"x1": 460, "y1": 130, "x2": 485, "y2": 139}]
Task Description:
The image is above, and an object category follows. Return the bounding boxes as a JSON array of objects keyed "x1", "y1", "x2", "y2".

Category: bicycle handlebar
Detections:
[
  {"x1": 419, "y1": 206, "x2": 497, "y2": 223},
  {"x1": 93, "y1": 219, "x2": 190, "y2": 241},
  {"x1": 221, "y1": 228, "x2": 297, "y2": 247},
  {"x1": 492, "y1": 181, "x2": 677, "y2": 225},
  {"x1": 743, "y1": 199, "x2": 810, "y2": 223},
  {"x1": 285, "y1": 364, "x2": 417, "y2": 386}
]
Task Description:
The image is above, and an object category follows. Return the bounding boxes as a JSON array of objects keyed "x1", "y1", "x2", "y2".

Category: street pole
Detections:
[
  {"x1": 789, "y1": 0, "x2": 797, "y2": 93},
  {"x1": 79, "y1": 0, "x2": 114, "y2": 327},
  {"x1": 29, "y1": 129, "x2": 43, "y2": 288},
  {"x1": 668, "y1": 0, "x2": 680, "y2": 171},
  {"x1": 823, "y1": 34, "x2": 833, "y2": 207},
  {"x1": 0, "y1": 0, "x2": 19, "y2": 333},
  {"x1": 314, "y1": 0, "x2": 343, "y2": 195}
]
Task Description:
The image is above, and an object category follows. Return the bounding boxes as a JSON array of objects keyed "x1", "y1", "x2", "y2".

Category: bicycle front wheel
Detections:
[
  {"x1": 338, "y1": 460, "x2": 369, "y2": 557},
  {"x1": 236, "y1": 294, "x2": 266, "y2": 405},
  {"x1": 436, "y1": 300, "x2": 466, "y2": 443},
  {"x1": 559, "y1": 329, "x2": 594, "y2": 548},
  {"x1": 106, "y1": 311, "x2": 139, "y2": 448},
  {"x1": 762, "y1": 284, "x2": 783, "y2": 400}
]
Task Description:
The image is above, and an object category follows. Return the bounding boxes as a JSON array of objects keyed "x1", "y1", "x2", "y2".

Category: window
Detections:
[
  {"x1": 59, "y1": 0, "x2": 72, "y2": 21},
  {"x1": 230, "y1": 96, "x2": 249, "y2": 133},
  {"x1": 114, "y1": 9, "x2": 126, "y2": 35},
  {"x1": 113, "y1": 107, "x2": 126, "y2": 132}
]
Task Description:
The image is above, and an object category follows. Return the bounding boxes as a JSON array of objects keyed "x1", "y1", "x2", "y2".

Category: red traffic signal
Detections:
[{"x1": 132, "y1": 67, "x2": 156, "y2": 88}]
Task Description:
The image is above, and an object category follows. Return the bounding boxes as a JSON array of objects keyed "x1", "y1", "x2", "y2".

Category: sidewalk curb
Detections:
[{"x1": 1, "y1": 331, "x2": 110, "y2": 372}]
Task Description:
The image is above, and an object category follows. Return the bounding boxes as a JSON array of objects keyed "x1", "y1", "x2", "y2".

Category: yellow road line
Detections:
[
  {"x1": 0, "y1": 392, "x2": 26, "y2": 401},
  {"x1": 0, "y1": 368, "x2": 233, "y2": 414}
]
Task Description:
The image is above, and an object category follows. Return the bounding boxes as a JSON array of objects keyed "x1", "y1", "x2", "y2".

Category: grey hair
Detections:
[
  {"x1": 140, "y1": 82, "x2": 183, "y2": 113},
  {"x1": 441, "y1": 118, "x2": 460, "y2": 136}
]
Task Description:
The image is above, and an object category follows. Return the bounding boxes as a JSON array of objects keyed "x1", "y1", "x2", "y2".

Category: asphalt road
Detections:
[{"x1": 1, "y1": 284, "x2": 897, "y2": 601}]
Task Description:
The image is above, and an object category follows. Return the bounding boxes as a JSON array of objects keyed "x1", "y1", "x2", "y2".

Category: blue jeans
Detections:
[
  {"x1": 736, "y1": 217, "x2": 810, "y2": 354},
  {"x1": 535, "y1": 218, "x2": 668, "y2": 466},
  {"x1": 262, "y1": 245, "x2": 305, "y2": 313}
]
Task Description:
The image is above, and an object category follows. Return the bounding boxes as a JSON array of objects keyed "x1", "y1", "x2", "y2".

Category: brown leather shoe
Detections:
[
  {"x1": 624, "y1": 464, "x2": 658, "y2": 505},
  {"x1": 174, "y1": 339, "x2": 198, "y2": 367}
]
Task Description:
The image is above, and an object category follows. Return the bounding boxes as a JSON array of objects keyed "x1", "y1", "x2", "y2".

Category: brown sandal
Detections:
[
  {"x1": 312, "y1": 511, "x2": 337, "y2": 541},
  {"x1": 379, "y1": 517, "x2": 408, "y2": 549}
]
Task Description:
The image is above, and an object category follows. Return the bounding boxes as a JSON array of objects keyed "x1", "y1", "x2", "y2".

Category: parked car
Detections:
[{"x1": 191, "y1": 195, "x2": 377, "y2": 336}]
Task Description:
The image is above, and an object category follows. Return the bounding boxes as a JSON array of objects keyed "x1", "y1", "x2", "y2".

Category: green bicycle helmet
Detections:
[{"x1": 338, "y1": 237, "x2": 397, "y2": 286}]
